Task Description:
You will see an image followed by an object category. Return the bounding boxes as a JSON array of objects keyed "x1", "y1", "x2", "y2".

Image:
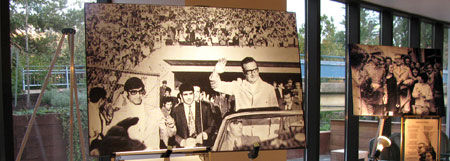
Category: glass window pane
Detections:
[
  {"x1": 359, "y1": 7, "x2": 381, "y2": 158},
  {"x1": 360, "y1": 8, "x2": 380, "y2": 45},
  {"x1": 11, "y1": 0, "x2": 96, "y2": 160},
  {"x1": 320, "y1": 0, "x2": 346, "y2": 160},
  {"x1": 393, "y1": 15, "x2": 409, "y2": 47},
  {"x1": 420, "y1": 22, "x2": 433, "y2": 48}
]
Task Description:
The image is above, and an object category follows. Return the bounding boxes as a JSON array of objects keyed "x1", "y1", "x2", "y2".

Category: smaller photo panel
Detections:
[{"x1": 349, "y1": 44, "x2": 443, "y2": 116}]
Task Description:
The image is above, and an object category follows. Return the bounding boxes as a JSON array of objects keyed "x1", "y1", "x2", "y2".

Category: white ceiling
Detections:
[{"x1": 363, "y1": 0, "x2": 450, "y2": 24}]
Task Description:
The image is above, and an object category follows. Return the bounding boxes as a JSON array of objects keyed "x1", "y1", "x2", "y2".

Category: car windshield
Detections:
[{"x1": 217, "y1": 115, "x2": 304, "y2": 151}]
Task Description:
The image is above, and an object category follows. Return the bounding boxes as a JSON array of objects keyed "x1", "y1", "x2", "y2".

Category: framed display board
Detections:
[
  {"x1": 349, "y1": 44, "x2": 444, "y2": 116},
  {"x1": 401, "y1": 116, "x2": 441, "y2": 161},
  {"x1": 85, "y1": 3, "x2": 305, "y2": 156}
]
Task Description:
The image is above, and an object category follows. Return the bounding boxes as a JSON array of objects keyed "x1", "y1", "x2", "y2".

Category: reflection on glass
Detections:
[
  {"x1": 360, "y1": 8, "x2": 380, "y2": 45},
  {"x1": 444, "y1": 28, "x2": 448, "y2": 71},
  {"x1": 319, "y1": 0, "x2": 346, "y2": 130},
  {"x1": 421, "y1": 22, "x2": 433, "y2": 48},
  {"x1": 321, "y1": 0, "x2": 346, "y2": 62},
  {"x1": 319, "y1": 0, "x2": 346, "y2": 160},
  {"x1": 393, "y1": 16, "x2": 409, "y2": 47},
  {"x1": 444, "y1": 28, "x2": 449, "y2": 109}
]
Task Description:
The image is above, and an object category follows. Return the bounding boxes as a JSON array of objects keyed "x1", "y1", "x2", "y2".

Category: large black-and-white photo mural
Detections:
[
  {"x1": 350, "y1": 44, "x2": 444, "y2": 117},
  {"x1": 85, "y1": 3, "x2": 305, "y2": 155}
]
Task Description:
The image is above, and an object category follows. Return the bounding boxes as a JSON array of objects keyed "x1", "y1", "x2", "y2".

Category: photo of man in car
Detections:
[{"x1": 220, "y1": 118, "x2": 260, "y2": 151}]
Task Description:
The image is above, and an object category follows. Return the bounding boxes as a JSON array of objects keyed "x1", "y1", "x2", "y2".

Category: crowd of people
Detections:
[
  {"x1": 88, "y1": 57, "x2": 304, "y2": 155},
  {"x1": 159, "y1": 77, "x2": 303, "y2": 124},
  {"x1": 272, "y1": 78, "x2": 303, "y2": 109},
  {"x1": 86, "y1": 67, "x2": 135, "y2": 114},
  {"x1": 85, "y1": 4, "x2": 299, "y2": 70},
  {"x1": 351, "y1": 45, "x2": 444, "y2": 116}
]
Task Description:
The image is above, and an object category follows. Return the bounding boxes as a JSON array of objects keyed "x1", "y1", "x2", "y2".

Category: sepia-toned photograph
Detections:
[
  {"x1": 402, "y1": 117, "x2": 440, "y2": 161},
  {"x1": 85, "y1": 3, "x2": 304, "y2": 155},
  {"x1": 349, "y1": 44, "x2": 444, "y2": 116}
]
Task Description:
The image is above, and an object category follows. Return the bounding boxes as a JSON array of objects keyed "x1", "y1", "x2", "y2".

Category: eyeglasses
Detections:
[
  {"x1": 244, "y1": 67, "x2": 259, "y2": 75},
  {"x1": 128, "y1": 89, "x2": 146, "y2": 95},
  {"x1": 231, "y1": 120, "x2": 243, "y2": 124}
]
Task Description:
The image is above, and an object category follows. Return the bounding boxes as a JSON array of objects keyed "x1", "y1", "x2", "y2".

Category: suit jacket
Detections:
[
  {"x1": 170, "y1": 101, "x2": 215, "y2": 147},
  {"x1": 275, "y1": 88, "x2": 282, "y2": 101}
]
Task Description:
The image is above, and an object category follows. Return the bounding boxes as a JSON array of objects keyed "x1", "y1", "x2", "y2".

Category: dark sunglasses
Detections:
[{"x1": 128, "y1": 89, "x2": 146, "y2": 95}]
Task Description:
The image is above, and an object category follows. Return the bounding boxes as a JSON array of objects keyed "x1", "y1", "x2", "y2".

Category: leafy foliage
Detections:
[
  {"x1": 297, "y1": 24, "x2": 305, "y2": 55},
  {"x1": 320, "y1": 111, "x2": 344, "y2": 131},
  {"x1": 393, "y1": 16, "x2": 409, "y2": 47},
  {"x1": 11, "y1": 0, "x2": 93, "y2": 159},
  {"x1": 10, "y1": 0, "x2": 88, "y2": 95},
  {"x1": 360, "y1": 8, "x2": 380, "y2": 45},
  {"x1": 420, "y1": 22, "x2": 433, "y2": 48},
  {"x1": 297, "y1": 9, "x2": 347, "y2": 61},
  {"x1": 320, "y1": 15, "x2": 346, "y2": 60}
]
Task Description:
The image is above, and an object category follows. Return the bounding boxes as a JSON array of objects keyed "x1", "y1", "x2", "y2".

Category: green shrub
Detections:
[
  {"x1": 20, "y1": 88, "x2": 91, "y2": 161},
  {"x1": 42, "y1": 89, "x2": 59, "y2": 105},
  {"x1": 320, "y1": 110, "x2": 345, "y2": 131},
  {"x1": 51, "y1": 91, "x2": 71, "y2": 107}
]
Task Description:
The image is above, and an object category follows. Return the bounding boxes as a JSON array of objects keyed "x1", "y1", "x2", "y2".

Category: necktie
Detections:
[{"x1": 188, "y1": 105, "x2": 196, "y2": 137}]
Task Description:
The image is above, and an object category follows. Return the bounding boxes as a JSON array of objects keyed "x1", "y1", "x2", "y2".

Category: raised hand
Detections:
[
  {"x1": 185, "y1": 137, "x2": 197, "y2": 147},
  {"x1": 214, "y1": 58, "x2": 227, "y2": 74}
]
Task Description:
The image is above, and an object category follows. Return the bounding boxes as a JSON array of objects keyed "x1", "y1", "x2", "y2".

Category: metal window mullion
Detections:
[
  {"x1": 433, "y1": 23, "x2": 444, "y2": 49},
  {"x1": 305, "y1": 0, "x2": 321, "y2": 160},
  {"x1": 0, "y1": 0, "x2": 14, "y2": 160},
  {"x1": 409, "y1": 17, "x2": 420, "y2": 48},
  {"x1": 345, "y1": 1, "x2": 360, "y2": 161},
  {"x1": 432, "y1": 23, "x2": 446, "y2": 135},
  {"x1": 380, "y1": 9, "x2": 393, "y2": 136}
]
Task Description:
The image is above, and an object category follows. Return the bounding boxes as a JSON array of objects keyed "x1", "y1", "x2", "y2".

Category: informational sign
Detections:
[
  {"x1": 85, "y1": 3, "x2": 304, "y2": 156},
  {"x1": 402, "y1": 116, "x2": 440, "y2": 161},
  {"x1": 349, "y1": 44, "x2": 444, "y2": 116}
]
